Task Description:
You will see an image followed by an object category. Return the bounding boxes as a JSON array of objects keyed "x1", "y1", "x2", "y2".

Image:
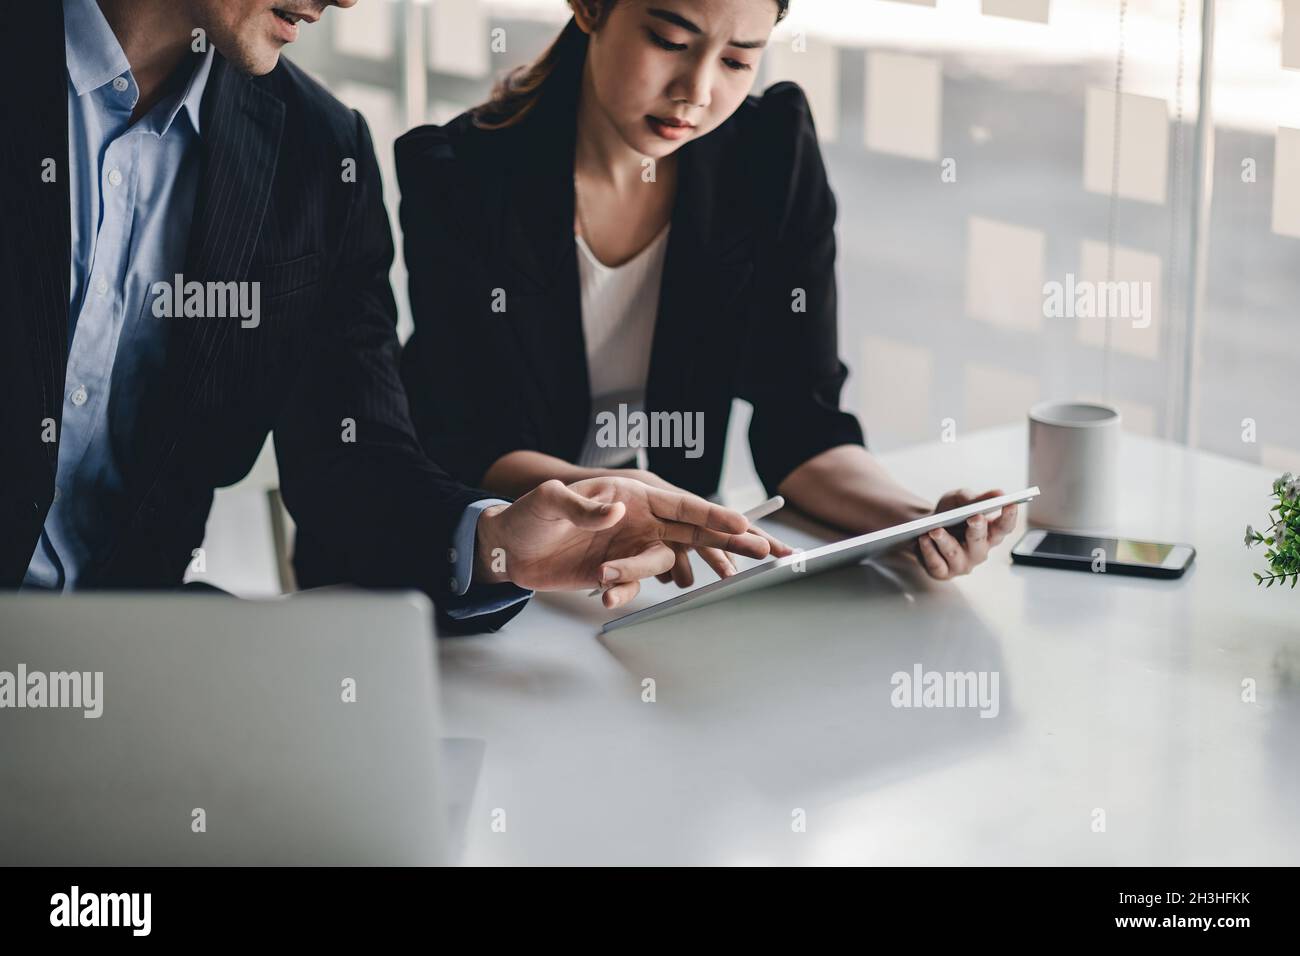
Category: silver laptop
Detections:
[{"x1": 0, "y1": 591, "x2": 446, "y2": 865}]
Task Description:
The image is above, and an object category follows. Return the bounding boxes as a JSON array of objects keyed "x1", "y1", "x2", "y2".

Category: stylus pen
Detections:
[{"x1": 589, "y1": 495, "x2": 786, "y2": 596}]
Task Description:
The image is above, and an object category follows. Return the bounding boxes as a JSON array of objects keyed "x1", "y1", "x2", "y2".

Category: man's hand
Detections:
[
  {"x1": 618, "y1": 469, "x2": 793, "y2": 587},
  {"x1": 914, "y1": 488, "x2": 1020, "y2": 580},
  {"x1": 473, "y1": 478, "x2": 773, "y2": 608}
]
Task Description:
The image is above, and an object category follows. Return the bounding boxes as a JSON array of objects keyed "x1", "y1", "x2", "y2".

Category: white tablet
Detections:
[{"x1": 601, "y1": 486, "x2": 1040, "y2": 633}]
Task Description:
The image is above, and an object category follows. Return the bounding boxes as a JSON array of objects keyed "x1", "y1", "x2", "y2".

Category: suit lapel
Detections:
[
  {"x1": 126, "y1": 54, "x2": 284, "y2": 502},
  {"x1": 500, "y1": 57, "x2": 591, "y2": 440},
  {"x1": 645, "y1": 128, "x2": 756, "y2": 418},
  {"x1": 168, "y1": 56, "x2": 285, "y2": 407}
]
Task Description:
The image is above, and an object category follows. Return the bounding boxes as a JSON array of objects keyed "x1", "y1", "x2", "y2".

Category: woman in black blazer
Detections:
[{"x1": 397, "y1": 0, "x2": 1018, "y2": 588}]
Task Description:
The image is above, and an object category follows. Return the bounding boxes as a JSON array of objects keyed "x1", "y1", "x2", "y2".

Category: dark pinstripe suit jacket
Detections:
[{"x1": 0, "y1": 1, "x2": 520, "y2": 628}]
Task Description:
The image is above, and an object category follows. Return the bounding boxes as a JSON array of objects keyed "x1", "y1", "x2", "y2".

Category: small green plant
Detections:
[{"x1": 1245, "y1": 472, "x2": 1300, "y2": 588}]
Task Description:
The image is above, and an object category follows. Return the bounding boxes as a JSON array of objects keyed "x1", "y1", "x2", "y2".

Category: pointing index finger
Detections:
[
  {"x1": 645, "y1": 486, "x2": 749, "y2": 534},
  {"x1": 657, "y1": 522, "x2": 771, "y2": 559}
]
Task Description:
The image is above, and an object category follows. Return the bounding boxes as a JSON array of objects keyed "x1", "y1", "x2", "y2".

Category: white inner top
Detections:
[{"x1": 575, "y1": 224, "x2": 671, "y2": 468}]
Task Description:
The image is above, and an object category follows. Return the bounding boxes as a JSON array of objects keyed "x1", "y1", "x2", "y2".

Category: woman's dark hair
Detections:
[{"x1": 472, "y1": 0, "x2": 790, "y2": 130}]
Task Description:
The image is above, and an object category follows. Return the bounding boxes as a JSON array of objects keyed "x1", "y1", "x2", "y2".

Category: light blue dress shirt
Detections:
[
  {"x1": 27, "y1": 0, "x2": 530, "y2": 621},
  {"x1": 24, "y1": 0, "x2": 214, "y2": 590}
]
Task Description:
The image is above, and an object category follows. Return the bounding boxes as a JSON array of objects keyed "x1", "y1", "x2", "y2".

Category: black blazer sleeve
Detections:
[
  {"x1": 274, "y1": 112, "x2": 527, "y2": 632},
  {"x1": 395, "y1": 126, "x2": 543, "y2": 487},
  {"x1": 739, "y1": 83, "x2": 866, "y2": 496}
]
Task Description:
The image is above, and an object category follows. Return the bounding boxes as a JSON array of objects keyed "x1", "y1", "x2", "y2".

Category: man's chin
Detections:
[{"x1": 222, "y1": 41, "x2": 284, "y2": 76}]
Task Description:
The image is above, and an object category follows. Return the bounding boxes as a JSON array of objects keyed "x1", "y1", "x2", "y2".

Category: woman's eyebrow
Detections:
[{"x1": 646, "y1": 8, "x2": 768, "y2": 49}]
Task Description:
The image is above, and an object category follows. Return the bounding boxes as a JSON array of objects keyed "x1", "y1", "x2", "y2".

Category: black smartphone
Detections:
[{"x1": 1010, "y1": 529, "x2": 1195, "y2": 579}]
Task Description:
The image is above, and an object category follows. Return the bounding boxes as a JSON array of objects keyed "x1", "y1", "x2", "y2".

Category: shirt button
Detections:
[
  {"x1": 70, "y1": 385, "x2": 88, "y2": 406},
  {"x1": 95, "y1": 276, "x2": 108, "y2": 297},
  {"x1": 112, "y1": 76, "x2": 129, "y2": 93},
  {"x1": 448, "y1": 577, "x2": 459, "y2": 593},
  {"x1": 447, "y1": 547, "x2": 458, "y2": 564},
  {"x1": 107, "y1": 168, "x2": 123, "y2": 188}
]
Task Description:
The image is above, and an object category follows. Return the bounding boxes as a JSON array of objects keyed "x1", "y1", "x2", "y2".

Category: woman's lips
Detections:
[{"x1": 646, "y1": 115, "x2": 695, "y2": 141}]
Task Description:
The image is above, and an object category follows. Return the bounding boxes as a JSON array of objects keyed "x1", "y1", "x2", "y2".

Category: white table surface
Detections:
[{"x1": 437, "y1": 424, "x2": 1300, "y2": 865}]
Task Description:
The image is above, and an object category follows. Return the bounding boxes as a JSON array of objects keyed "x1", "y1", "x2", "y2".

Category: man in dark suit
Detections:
[{"x1": 0, "y1": 0, "x2": 771, "y2": 629}]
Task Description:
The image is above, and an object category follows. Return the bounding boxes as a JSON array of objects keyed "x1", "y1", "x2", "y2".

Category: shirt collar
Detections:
[
  {"x1": 172, "y1": 45, "x2": 214, "y2": 137},
  {"x1": 63, "y1": 0, "x2": 131, "y2": 97},
  {"x1": 63, "y1": 0, "x2": 215, "y2": 138}
]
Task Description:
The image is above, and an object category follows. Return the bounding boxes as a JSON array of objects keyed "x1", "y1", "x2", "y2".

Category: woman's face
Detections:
[{"x1": 583, "y1": 0, "x2": 780, "y2": 159}]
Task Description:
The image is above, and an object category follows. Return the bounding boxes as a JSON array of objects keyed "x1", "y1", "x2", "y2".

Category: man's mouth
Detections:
[
  {"x1": 270, "y1": 7, "x2": 317, "y2": 42},
  {"x1": 272, "y1": 8, "x2": 314, "y2": 25}
]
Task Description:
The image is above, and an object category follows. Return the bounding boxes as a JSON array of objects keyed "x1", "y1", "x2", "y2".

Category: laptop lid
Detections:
[{"x1": 0, "y1": 591, "x2": 444, "y2": 865}]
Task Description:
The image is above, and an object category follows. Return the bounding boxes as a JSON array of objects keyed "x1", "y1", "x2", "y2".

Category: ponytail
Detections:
[{"x1": 471, "y1": 20, "x2": 582, "y2": 130}]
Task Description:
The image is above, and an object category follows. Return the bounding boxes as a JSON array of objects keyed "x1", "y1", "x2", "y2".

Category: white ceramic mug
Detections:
[{"x1": 1027, "y1": 401, "x2": 1120, "y2": 532}]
